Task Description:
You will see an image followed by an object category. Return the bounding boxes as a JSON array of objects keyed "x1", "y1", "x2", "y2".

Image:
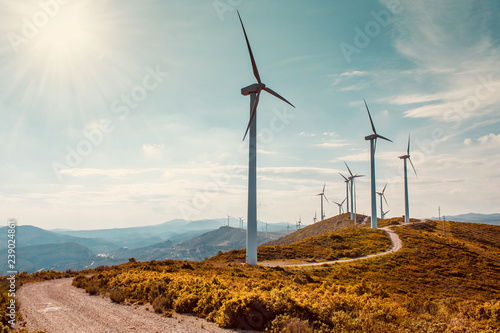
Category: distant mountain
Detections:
[
  {"x1": 51, "y1": 218, "x2": 288, "y2": 249},
  {"x1": 429, "y1": 213, "x2": 500, "y2": 226},
  {"x1": 111, "y1": 226, "x2": 288, "y2": 262},
  {"x1": 0, "y1": 242, "x2": 96, "y2": 274},
  {"x1": 0, "y1": 225, "x2": 119, "y2": 253},
  {"x1": 51, "y1": 219, "x2": 221, "y2": 249}
]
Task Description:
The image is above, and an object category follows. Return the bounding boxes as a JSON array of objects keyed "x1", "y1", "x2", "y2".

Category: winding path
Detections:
[
  {"x1": 16, "y1": 278, "x2": 257, "y2": 333},
  {"x1": 261, "y1": 224, "x2": 405, "y2": 267}
]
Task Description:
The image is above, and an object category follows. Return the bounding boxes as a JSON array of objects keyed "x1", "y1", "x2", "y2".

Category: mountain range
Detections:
[{"x1": 1, "y1": 218, "x2": 288, "y2": 274}]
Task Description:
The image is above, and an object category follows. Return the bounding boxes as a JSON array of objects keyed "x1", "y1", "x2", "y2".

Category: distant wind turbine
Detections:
[
  {"x1": 333, "y1": 198, "x2": 347, "y2": 215},
  {"x1": 238, "y1": 217, "x2": 245, "y2": 229},
  {"x1": 226, "y1": 214, "x2": 231, "y2": 227},
  {"x1": 376, "y1": 183, "x2": 389, "y2": 219},
  {"x1": 339, "y1": 173, "x2": 350, "y2": 215},
  {"x1": 312, "y1": 211, "x2": 318, "y2": 224},
  {"x1": 296, "y1": 217, "x2": 302, "y2": 229},
  {"x1": 317, "y1": 183, "x2": 329, "y2": 221},
  {"x1": 344, "y1": 162, "x2": 364, "y2": 222},
  {"x1": 399, "y1": 135, "x2": 417, "y2": 223},
  {"x1": 237, "y1": 11, "x2": 295, "y2": 265},
  {"x1": 364, "y1": 100, "x2": 392, "y2": 229},
  {"x1": 382, "y1": 209, "x2": 390, "y2": 219}
]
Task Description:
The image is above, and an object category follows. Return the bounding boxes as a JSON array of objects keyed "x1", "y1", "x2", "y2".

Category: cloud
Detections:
[
  {"x1": 316, "y1": 141, "x2": 350, "y2": 149},
  {"x1": 463, "y1": 138, "x2": 472, "y2": 145},
  {"x1": 142, "y1": 143, "x2": 164, "y2": 153},
  {"x1": 329, "y1": 70, "x2": 369, "y2": 86},
  {"x1": 339, "y1": 82, "x2": 370, "y2": 92},
  {"x1": 478, "y1": 133, "x2": 500, "y2": 145}
]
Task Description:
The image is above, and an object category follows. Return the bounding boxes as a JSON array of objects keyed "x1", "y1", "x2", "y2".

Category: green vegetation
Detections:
[
  {"x1": 70, "y1": 220, "x2": 500, "y2": 332},
  {"x1": 209, "y1": 226, "x2": 391, "y2": 263}
]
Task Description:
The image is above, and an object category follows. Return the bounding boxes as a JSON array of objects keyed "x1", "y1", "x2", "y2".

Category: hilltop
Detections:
[
  {"x1": 209, "y1": 222, "x2": 390, "y2": 264},
  {"x1": 265, "y1": 213, "x2": 362, "y2": 246}
]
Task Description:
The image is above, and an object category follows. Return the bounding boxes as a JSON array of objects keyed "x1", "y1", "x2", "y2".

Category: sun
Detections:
[{"x1": 34, "y1": 5, "x2": 94, "y2": 62}]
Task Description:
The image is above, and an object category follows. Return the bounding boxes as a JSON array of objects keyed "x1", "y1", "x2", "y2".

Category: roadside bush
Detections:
[
  {"x1": 152, "y1": 295, "x2": 171, "y2": 314},
  {"x1": 85, "y1": 283, "x2": 99, "y2": 295},
  {"x1": 110, "y1": 289, "x2": 125, "y2": 304}
]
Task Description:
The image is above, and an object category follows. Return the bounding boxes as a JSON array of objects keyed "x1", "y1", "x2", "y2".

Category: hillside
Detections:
[
  {"x1": 112, "y1": 226, "x2": 287, "y2": 262},
  {"x1": 0, "y1": 225, "x2": 118, "y2": 253},
  {"x1": 431, "y1": 213, "x2": 500, "y2": 226},
  {"x1": 209, "y1": 226, "x2": 391, "y2": 263},
  {"x1": 0, "y1": 242, "x2": 95, "y2": 274},
  {"x1": 67, "y1": 220, "x2": 500, "y2": 332},
  {"x1": 265, "y1": 213, "x2": 359, "y2": 246}
]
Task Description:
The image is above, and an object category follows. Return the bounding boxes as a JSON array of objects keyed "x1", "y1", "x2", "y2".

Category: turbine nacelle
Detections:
[{"x1": 241, "y1": 83, "x2": 266, "y2": 96}]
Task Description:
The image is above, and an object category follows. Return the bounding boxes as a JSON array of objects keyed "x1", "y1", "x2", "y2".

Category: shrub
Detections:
[
  {"x1": 215, "y1": 293, "x2": 273, "y2": 330},
  {"x1": 152, "y1": 295, "x2": 171, "y2": 314},
  {"x1": 85, "y1": 283, "x2": 99, "y2": 295},
  {"x1": 265, "y1": 315, "x2": 314, "y2": 333},
  {"x1": 110, "y1": 289, "x2": 125, "y2": 304},
  {"x1": 174, "y1": 293, "x2": 200, "y2": 313}
]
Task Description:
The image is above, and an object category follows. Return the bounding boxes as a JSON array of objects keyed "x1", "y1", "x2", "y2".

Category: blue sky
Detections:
[{"x1": 1, "y1": 0, "x2": 499, "y2": 230}]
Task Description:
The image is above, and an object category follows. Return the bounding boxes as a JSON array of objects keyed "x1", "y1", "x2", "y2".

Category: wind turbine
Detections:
[
  {"x1": 382, "y1": 209, "x2": 390, "y2": 219},
  {"x1": 344, "y1": 162, "x2": 364, "y2": 221},
  {"x1": 333, "y1": 198, "x2": 347, "y2": 215},
  {"x1": 312, "y1": 211, "x2": 318, "y2": 223},
  {"x1": 364, "y1": 100, "x2": 392, "y2": 229},
  {"x1": 237, "y1": 11, "x2": 295, "y2": 265},
  {"x1": 399, "y1": 135, "x2": 417, "y2": 223},
  {"x1": 296, "y1": 217, "x2": 302, "y2": 229},
  {"x1": 317, "y1": 183, "x2": 329, "y2": 221},
  {"x1": 238, "y1": 217, "x2": 245, "y2": 229},
  {"x1": 376, "y1": 183, "x2": 389, "y2": 219},
  {"x1": 339, "y1": 173, "x2": 350, "y2": 215},
  {"x1": 226, "y1": 214, "x2": 231, "y2": 227}
]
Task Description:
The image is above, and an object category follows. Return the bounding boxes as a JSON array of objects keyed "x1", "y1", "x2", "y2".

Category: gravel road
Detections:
[
  {"x1": 261, "y1": 225, "x2": 404, "y2": 267},
  {"x1": 16, "y1": 278, "x2": 256, "y2": 333}
]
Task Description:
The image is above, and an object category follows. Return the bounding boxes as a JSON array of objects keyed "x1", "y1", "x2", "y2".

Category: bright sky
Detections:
[{"x1": 1, "y1": 0, "x2": 499, "y2": 230}]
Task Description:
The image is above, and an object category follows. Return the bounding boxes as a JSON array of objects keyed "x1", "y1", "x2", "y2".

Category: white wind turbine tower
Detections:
[
  {"x1": 237, "y1": 11, "x2": 295, "y2": 265},
  {"x1": 333, "y1": 198, "x2": 347, "y2": 215},
  {"x1": 316, "y1": 183, "x2": 329, "y2": 221},
  {"x1": 376, "y1": 183, "x2": 389, "y2": 219},
  {"x1": 399, "y1": 135, "x2": 417, "y2": 223},
  {"x1": 344, "y1": 162, "x2": 363, "y2": 222},
  {"x1": 364, "y1": 100, "x2": 392, "y2": 229},
  {"x1": 339, "y1": 173, "x2": 350, "y2": 215}
]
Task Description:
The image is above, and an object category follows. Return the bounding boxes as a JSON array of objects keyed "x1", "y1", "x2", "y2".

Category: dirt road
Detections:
[
  {"x1": 261, "y1": 225, "x2": 404, "y2": 267},
  {"x1": 16, "y1": 278, "x2": 255, "y2": 333}
]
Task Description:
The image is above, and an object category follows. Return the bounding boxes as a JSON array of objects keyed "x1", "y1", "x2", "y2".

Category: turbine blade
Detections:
[
  {"x1": 339, "y1": 173, "x2": 348, "y2": 181},
  {"x1": 322, "y1": 182, "x2": 326, "y2": 193},
  {"x1": 242, "y1": 90, "x2": 261, "y2": 141},
  {"x1": 409, "y1": 157, "x2": 418, "y2": 178},
  {"x1": 382, "y1": 183, "x2": 387, "y2": 194},
  {"x1": 364, "y1": 99, "x2": 377, "y2": 135},
  {"x1": 376, "y1": 134, "x2": 393, "y2": 142},
  {"x1": 237, "y1": 11, "x2": 261, "y2": 84},
  {"x1": 324, "y1": 194, "x2": 329, "y2": 204},
  {"x1": 407, "y1": 134, "x2": 411, "y2": 155},
  {"x1": 344, "y1": 161, "x2": 354, "y2": 177},
  {"x1": 341, "y1": 197, "x2": 346, "y2": 205},
  {"x1": 383, "y1": 194, "x2": 389, "y2": 206},
  {"x1": 263, "y1": 87, "x2": 295, "y2": 108}
]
